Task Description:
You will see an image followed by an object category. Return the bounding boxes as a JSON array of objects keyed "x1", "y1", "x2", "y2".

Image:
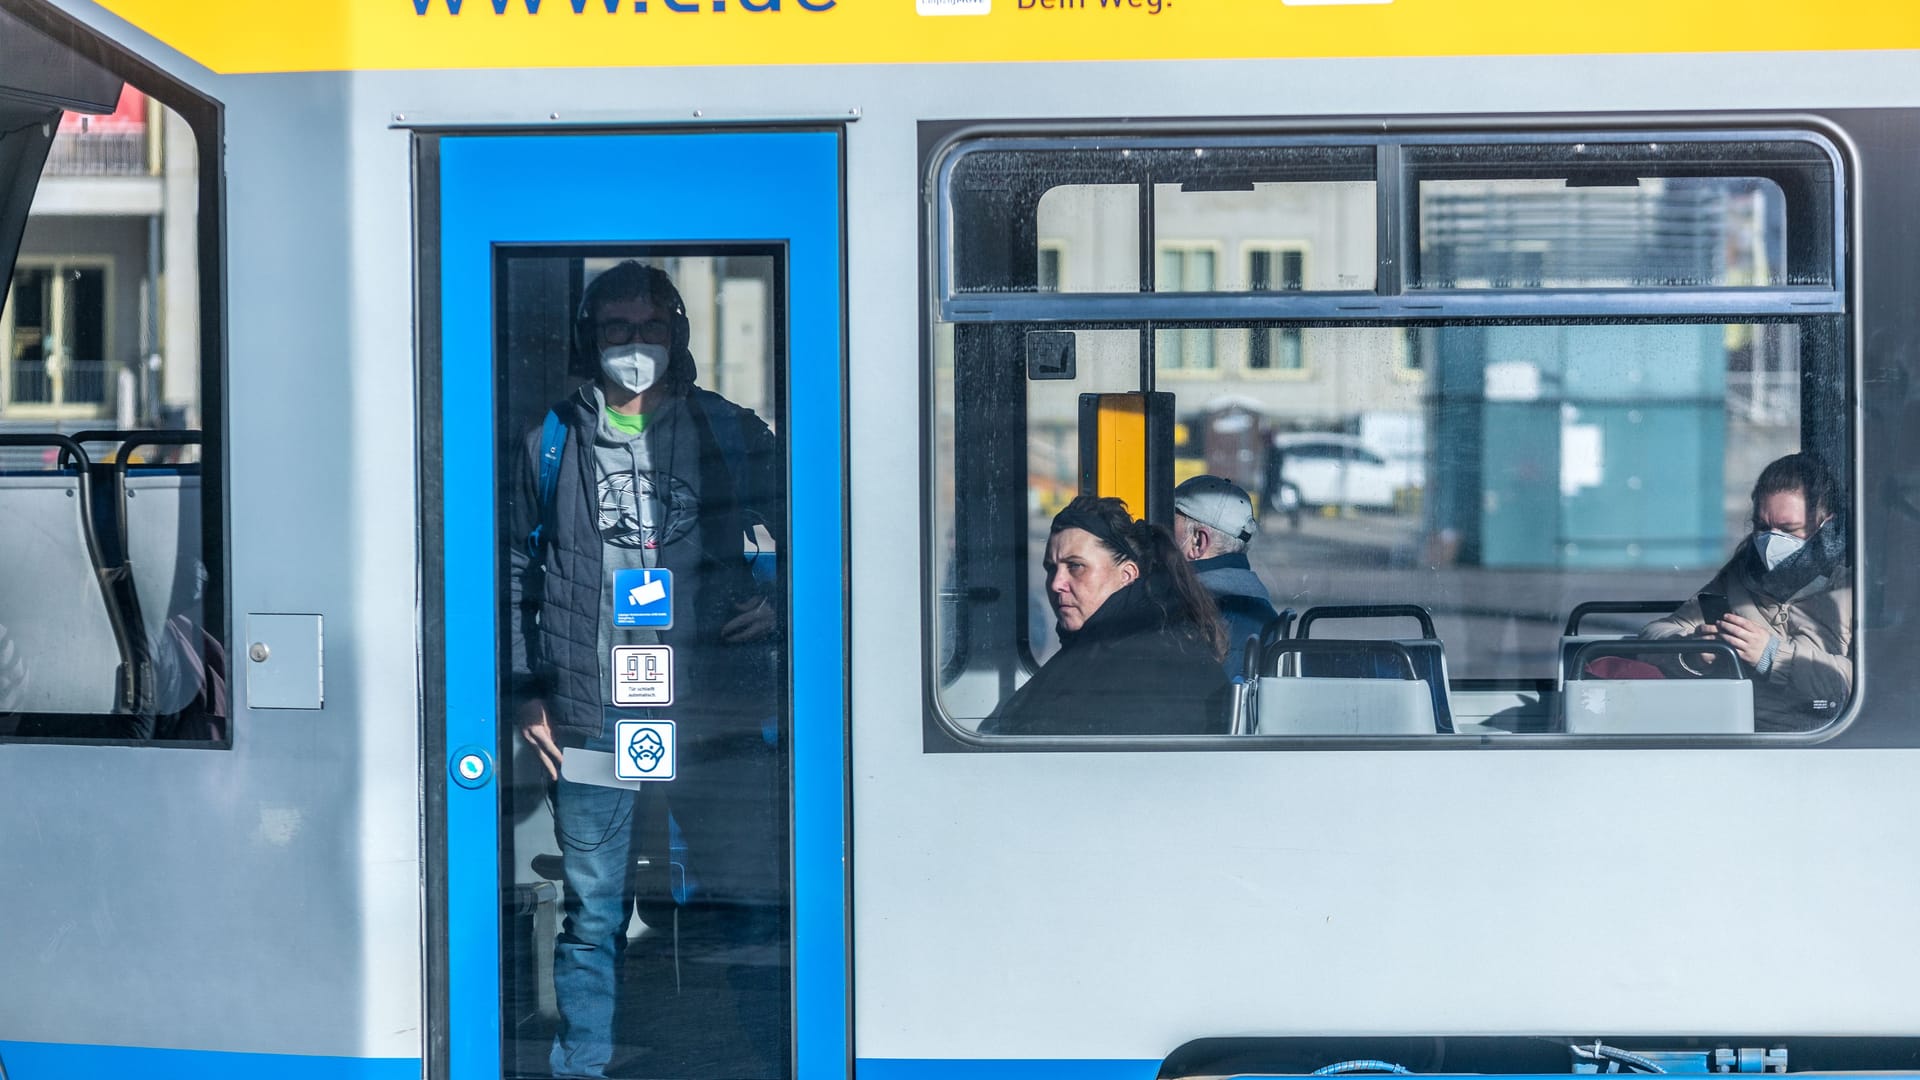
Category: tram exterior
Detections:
[{"x1": 0, "y1": 1, "x2": 1918, "y2": 1078}]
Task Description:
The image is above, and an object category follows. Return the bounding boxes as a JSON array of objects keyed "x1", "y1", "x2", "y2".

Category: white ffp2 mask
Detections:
[
  {"x1": 1753, "y1": 530, "x2": 1806, "y2": 571},
  {"x1": 598, "y1": 343, "x2": 668, "y2": 396}
]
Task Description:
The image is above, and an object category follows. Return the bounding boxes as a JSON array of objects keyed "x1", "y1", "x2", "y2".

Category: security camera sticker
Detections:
[
  {"x1": 612, "y1": 568, "x2": 673, "y2": 629},
  {"x1": 614, "y1": 719, "x2": 676, "y2": 782},
  {"x1": 611, "y1": 645, "x2": 673, "y2": 707}
]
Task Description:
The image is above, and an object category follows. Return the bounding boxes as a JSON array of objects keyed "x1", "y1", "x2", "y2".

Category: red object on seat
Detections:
[{"x1": 1584, "y1": 656, "x2": 1666, "y2": 680}]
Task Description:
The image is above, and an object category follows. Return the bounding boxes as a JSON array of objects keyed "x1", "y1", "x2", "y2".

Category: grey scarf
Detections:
[{"x1": 1750, "y1": 513, "x2": 1846, "y2": 600}]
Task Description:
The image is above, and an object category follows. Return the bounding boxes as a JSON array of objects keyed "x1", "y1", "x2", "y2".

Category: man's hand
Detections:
[
  {"x1": 721, "y1": 594, "x2": 778, "y2": 643},
  {"x1": 517, "y1": 697, "x2": 563, "y2": 781},
  {"x1": 1706, "y1": 612, "x2": 1773, "y2": 667}
]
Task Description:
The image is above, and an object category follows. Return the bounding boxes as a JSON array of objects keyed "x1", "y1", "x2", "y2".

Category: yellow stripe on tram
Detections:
[{"x1": 94, "y1": 0, "x2": 1920, "y2": 75}]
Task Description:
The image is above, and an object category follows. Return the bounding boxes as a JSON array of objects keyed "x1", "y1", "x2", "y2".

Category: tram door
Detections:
[{"x1": 428, "y1": 130, "x2": 847, "y2": 1080}]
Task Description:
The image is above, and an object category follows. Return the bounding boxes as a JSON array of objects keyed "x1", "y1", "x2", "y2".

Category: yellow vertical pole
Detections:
[{"x1": 1092, "y1": 393, "x2": 1148, "y2": 517}]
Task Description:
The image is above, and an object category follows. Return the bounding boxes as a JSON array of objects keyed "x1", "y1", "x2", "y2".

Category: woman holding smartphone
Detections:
[{"x1": 1641, "y1": 453, "x2": 1852, "y2": 732}]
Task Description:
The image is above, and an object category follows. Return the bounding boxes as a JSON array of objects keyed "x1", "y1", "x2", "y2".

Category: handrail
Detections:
[
  {"x1": 64, "y1": 428, "x2": 203, "y2": 465},
  {"x1": 1298, "y1": 604, "x2": 1437, "y2": 641},
  {"x1": 1257, "y1": 638, "x2": 1419, "y2": 681},
  {"x1": 1563, "y1": 599, "x2": 1685, "y2": 636},
  {"x1": 1569, "y1": 639, "x2": 1745, "y2": 680}
]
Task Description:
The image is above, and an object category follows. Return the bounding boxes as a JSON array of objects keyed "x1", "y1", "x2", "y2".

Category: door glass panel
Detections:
[{"x1": 496, "y1": 247, "x2": 790, "y2": 1079}]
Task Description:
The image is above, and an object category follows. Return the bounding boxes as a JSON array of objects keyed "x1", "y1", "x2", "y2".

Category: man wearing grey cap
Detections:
[{"x1": 1173, "y1": 475, "x2": 1281, "y2": 678}]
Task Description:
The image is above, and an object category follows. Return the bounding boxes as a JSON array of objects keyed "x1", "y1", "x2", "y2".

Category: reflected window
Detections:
[
  {"x1": 1247, "y1": 246, "x2": 1306, "y2": 373},
  {"x1": 1154, "y1": 244, "x2": 1217, "y2": 372}
]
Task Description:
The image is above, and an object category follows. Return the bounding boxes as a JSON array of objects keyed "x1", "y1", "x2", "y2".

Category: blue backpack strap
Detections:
[{"x1": 527, "y1": 408, "x2": 567, "y2": 558}]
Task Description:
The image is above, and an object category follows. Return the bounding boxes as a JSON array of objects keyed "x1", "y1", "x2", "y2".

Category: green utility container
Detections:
[{"x1": 1434, "y1": 323, "x2": 1727, "y2": 570}]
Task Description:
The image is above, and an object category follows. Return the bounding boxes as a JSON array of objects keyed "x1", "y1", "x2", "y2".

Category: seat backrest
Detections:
[
  {"x1": 1250, "y1": 638, "x2": 1438, "y2": 735},
  {"x1": 1563, "y1": 639, "x2": 1753, "y2": 734},
  {"x1": 0, "y1": 474, "x2": 121, "y2": 714},
  {"x1": 1254, "y1": 676, "x2": 1435, "y2": 736},
  {"x1": 1296, "y1": 605, "x2": 1454, "y2": 733},
  {"x1": 1563, "y1": 679, "x2": 1755, "y2": 734}
]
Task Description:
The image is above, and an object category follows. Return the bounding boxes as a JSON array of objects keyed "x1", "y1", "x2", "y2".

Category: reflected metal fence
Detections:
[
  {"x1": 8, "y1": 360, "x2": 111, "y2": 406},
  {"x1": 43, "y1": 131, "x2": 151, "y2": 176}
]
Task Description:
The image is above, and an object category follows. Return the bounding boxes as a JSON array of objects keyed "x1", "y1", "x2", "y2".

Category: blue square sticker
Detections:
[{"x1": 612, "y1": 568, "x2": 673, "y2": 629}]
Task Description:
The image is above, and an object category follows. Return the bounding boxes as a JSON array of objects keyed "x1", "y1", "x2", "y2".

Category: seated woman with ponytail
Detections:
[{"x1": 982, "y1": 496, "x2": 1232, "y2": 736}]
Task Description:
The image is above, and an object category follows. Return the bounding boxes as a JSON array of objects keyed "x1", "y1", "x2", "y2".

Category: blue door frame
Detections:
[{"x1": 436, "y1": 129, "x2": 846, "y2": 1080}]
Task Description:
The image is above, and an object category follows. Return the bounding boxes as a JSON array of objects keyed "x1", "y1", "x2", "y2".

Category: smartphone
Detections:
[{"x1": 1697, "y1": 592, "x2": 1731, "y2": 626}]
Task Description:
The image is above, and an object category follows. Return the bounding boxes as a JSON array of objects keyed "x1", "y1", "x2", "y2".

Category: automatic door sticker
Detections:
[
  {"x1": 611, "y1": 644, "x2": 673, "y2": 707},
  {"x1": 613, "y1": 568, "x2": 673, "y2": 629},
  {"x1": 615, "y1": 719, "x2": 676, "y2": 781}
]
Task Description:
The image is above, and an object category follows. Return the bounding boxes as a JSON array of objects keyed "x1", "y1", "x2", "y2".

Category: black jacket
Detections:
[
  {"x1": 507, "y1": 385, "x2": 782, "y2": 747},
  {"x1": 1189, "y1": 552, "x2": 1280, "y2": 678},
  {"x1": 982, "y1": 579, "x2": 1230, "y2": 736}
]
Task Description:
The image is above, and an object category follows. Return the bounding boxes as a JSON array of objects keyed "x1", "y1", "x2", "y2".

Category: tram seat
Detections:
[
  {"x1": 1229, "y1": 609, "x2": 1294, "y2": 733},
  {"x1": 1557, "y1": 599, "x2": 1684, "y2": 691},
  {"x1": 1248, "y1": 638, "x2": 1436, "y2": 735},
  {"x1": 123, "y1": 472, "x2": 204, "y2": 713},
  {"x1": 1562, "y1": 640, "x2": 1754, "y2": 734},
  {"x1": 1296, "y1": 605, "x2": 1454, "y2": 733},
  {"x1": 0, "y1": 473, "x2": 121, "y2": 714}
]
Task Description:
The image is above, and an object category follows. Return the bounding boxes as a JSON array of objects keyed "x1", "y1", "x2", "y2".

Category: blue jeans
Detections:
[
  {"x1": 547, "y1": 713, "x2": 785, "y2": 1078},
  {"x1": 547, "y1": 775, "x2": 636, "y2": 1079}
]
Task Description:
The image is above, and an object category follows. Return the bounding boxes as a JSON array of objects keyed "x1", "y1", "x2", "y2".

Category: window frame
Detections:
[
  {"x1": 935, "y1": 126, "x2": 1847, "y2": 323},
  {"x1": 0, "y1": 0, "x2": 228, "y2": 748},
  {"x1": 922, "y1": 115, "x2": 1864, "y2": 751}
]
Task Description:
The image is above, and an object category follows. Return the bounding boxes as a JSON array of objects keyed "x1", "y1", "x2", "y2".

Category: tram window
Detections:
[
  {"x1": 1407, "y1": 140, "x2": 1837, "y2": 290},
  {"x1": 1154, "y1": 182, "x2": 1374, "y2": 292},
  {"x1": 0, "y1": 25, "x2": 224, "y2": 746},
  {"x1": 930, "y1": 129, "x2": 1854, "y2": 743},
  {"x1": 947, "y1": 143, "x2": 1374, "y2": 297},
  {"x1": 1035, "y1": 185, "x2": 1140, "y2": 293}
]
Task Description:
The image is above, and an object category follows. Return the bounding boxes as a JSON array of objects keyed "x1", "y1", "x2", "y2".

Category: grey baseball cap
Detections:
[{"x1": 1174, "y1": 475, "x2": 1257, "y2": 543}]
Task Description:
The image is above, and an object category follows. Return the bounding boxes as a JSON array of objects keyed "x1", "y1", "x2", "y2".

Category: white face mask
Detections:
[
  {"x1": 1752, "y1": 530, "x2": 1806, "y2": 571},
  {"x1": 598, "y1": 342, "x2": 668, "y2": 396}
]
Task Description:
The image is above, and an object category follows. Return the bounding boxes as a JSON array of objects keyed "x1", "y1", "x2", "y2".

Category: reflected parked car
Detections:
[{"x1": 1269, "y1": 433, "x2": 1400, "y2": 510}]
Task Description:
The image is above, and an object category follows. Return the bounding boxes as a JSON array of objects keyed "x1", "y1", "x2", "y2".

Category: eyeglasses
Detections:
[{"x1": 597, "y1": 317, "x2": 675, "y2": 346}]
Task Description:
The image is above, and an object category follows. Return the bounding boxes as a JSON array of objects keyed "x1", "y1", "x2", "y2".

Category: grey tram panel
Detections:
[
  {"x1": 0, "y1": 475, "x2": 119, "y2": 715},
  {"x1": 245, "y1": 613, "x2": 325, "y2": 710}
]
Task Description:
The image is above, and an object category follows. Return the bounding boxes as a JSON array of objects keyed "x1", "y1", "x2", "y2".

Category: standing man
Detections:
[
  {"x1": 508, "y1": 261, "x2": 786, "y2": 1078},
  {"x1": 1172, "y1": 475, "x2": 1280, "y2": 678}
]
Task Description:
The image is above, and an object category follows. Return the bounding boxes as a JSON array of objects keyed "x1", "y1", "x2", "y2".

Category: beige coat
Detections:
[{"x1": 1642, "y1": 552, "x2": 1852, "y2": 732}]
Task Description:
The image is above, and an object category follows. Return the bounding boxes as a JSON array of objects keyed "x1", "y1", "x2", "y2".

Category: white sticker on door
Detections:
[{"x1": 611, "y1": 644, "x2": 673, "y2": 707}]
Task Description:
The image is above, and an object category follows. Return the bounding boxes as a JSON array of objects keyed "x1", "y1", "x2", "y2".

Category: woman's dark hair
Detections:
[
  {"x1": 1050, "y1": 495, "x2": 1228, "y2": 659},
  {"x1": 571, "y1": 260, "x2": 698, "y2": 393},
  {"x1": 1751, "y1": 453, "x2": 1844, "y2": 530}
]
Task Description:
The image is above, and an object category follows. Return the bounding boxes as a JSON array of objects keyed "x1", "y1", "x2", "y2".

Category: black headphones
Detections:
[{"x1": 571, "y1": 261, "x2": 693, "y2": 373}]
